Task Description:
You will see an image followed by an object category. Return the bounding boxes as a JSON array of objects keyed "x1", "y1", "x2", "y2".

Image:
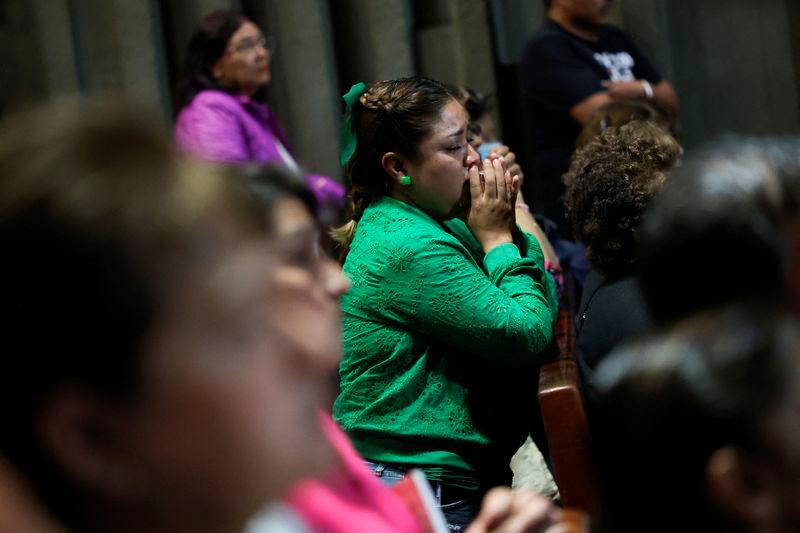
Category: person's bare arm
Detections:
[
  {"x1": 601, "y1": 79, "x2": 680, "y2": 123},
  {"x1": 515, "y1": 192, "x2": 559, "y2": 269},
  {"x1": 571, "y1": 79, "x2": 680, "y2": 127},
  {"x1": 482, "y1": 149, "x2": 558, "y2": 268},
  {"x1": 651, "y1": 79, "x2": 680, "y2": 122},
  {"x1": 569, "y1": 91, "x2": 613, "y2": 127}
]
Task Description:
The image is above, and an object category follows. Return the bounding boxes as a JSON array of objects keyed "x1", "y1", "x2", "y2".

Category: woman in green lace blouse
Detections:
[{"x1": 332, "y1": 77, "x2": 558, "y2": 526}]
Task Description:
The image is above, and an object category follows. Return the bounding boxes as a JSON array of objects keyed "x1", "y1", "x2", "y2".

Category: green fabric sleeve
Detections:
[
  {"x1": 337, "y1": 199, "x2": 558, "y2": 482},
  {"x1": 373, "y1": 227, "x2": 557, "y2": 366}
]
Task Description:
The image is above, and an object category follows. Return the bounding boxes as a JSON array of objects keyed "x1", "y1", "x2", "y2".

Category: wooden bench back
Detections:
[{"x1": 538, "y1": 267, "x2": 594, "y2": 512}]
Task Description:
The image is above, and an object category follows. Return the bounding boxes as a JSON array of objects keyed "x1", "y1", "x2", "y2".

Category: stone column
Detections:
[
  {"x1": 31, "y1": 0, "x2": 79, "y2": 99},
  {"x1": 665, "y1": 0, "x2": 799, "y2": 145},
  {"x1": 1, "y1": 0, "x2": 75, "y2": 114},
  {"x1": 415, "y1": 0, "x2": 499, "y2": 125},
  {"x1": 787, "y1": 0, "x2": 800, "y2": 123},
  {"x1": 620, "y1": 0, "x2": 675, "y2": 86},
  {"x1": 448, "y1": 0, "x2": 497, "y2": 95},
  {"x1": 162, "y1": 0, "x2": 241, "y2": 89},
  {"x1": 488, "y1": 0, "x2": 544, "y2": 65},
  {"x1": 115, "y1": 0, "x2": 172, "y2": 117},
  {"x1": 331, "y1": 0, "x2": 415, "y2": 87},
  {"x1": 67, "y1": 0, "x2": 171, "y2": 118},
  {"x1": 249, "y1": 0, "x2": 342, "y2": 178}
]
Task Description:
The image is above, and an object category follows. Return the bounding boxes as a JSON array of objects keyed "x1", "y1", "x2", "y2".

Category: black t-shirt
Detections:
[{"x1": 520, "y1": 20, "x2": 662, "y2": 232}]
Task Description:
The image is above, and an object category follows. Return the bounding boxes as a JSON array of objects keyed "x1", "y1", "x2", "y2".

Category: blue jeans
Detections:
[{"x1": 364, "y1": 461, "x2": 479, "y2": 532}]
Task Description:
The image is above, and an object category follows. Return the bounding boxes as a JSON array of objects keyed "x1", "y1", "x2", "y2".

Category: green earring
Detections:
[{"x1": 400, "y1": 175, "x2": 413, "y2": 187}]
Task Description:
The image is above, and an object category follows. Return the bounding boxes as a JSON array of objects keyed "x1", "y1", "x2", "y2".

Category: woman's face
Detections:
[
  {"x1": 271, "y1": 196, "x2": 351, "y2": 302},
  {"x1": 213, "y1": 21, "x2": 271, "y2": 97},
  {"x1": 401, "y1": 99, "x2": 480, "y2": 219},
  {"x1": 114, "y1": 207, "x2": 346, "y2": 531}
]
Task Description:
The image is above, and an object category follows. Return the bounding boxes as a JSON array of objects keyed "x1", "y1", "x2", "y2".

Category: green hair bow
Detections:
[{"x1": 339, "y1": 81, "x2": 368, "y2": 168}]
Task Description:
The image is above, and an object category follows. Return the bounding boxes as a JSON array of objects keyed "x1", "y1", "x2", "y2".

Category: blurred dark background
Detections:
[{"x1": 2, "y1": 0, "x2": 799, "y2": 180}]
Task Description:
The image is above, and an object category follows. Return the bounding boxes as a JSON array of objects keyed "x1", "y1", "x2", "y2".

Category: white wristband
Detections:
[{"x1": 641, "y1": 80, "x2": 654, "y2": 99}]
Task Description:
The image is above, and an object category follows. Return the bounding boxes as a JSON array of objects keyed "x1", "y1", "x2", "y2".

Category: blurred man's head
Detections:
[
  {"x1": 593, "y1": 307, "x2": 800, "y2": 533},
  {"x1": 639, "y1": 138, "x2": 800, "y2": 323},
  {"x1": 0, "y1": 102, "x2": 341, "y2": 533}
]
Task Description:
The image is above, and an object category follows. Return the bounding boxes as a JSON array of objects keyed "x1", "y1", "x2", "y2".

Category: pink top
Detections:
[
  {"x1": 286, "y1": 413, "x2": 423, "y2": 533},
  {"x1": 175, "y1": 90, "x2": 345, "y2": 209}
]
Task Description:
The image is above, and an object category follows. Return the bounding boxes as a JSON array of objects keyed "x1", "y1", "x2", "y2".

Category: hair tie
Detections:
[{"x1": 339, "y1": 82, "x2": 368, "y2": 167}]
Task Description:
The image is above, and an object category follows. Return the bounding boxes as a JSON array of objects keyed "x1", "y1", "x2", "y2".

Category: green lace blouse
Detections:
[{"x1": 333, "y1": 196, "x2": 558, "y2": 491}]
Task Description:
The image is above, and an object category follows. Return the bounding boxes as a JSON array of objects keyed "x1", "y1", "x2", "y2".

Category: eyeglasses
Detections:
[{"x1": 229, "y1": 35, "x2": 275, "y2": 55}]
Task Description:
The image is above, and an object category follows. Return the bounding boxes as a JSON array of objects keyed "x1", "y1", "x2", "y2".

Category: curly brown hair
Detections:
[{"x1": 563, "y1": 120, "x2": 681, "y2": 276}]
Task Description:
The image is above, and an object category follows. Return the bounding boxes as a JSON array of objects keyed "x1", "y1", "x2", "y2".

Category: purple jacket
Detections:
[{"x1": 175, "y1": 89, "x2": 345, "y2": 209}]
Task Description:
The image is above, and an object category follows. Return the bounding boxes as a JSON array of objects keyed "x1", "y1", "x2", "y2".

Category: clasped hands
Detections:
[{"x1": 467, "y1": 154, "x2": 520, "y2": 253}]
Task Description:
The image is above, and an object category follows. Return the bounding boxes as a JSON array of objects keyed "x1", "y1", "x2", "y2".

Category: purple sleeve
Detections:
[
  {"x1": 305, "y1": 174, "x2": 346, "y2": 210},
  {"x1": 175, "y1": 96, "x2": 251, "y2": 164}
]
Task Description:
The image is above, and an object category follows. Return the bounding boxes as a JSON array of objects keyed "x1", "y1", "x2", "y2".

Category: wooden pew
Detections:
[
  {"x1": 539, "y1": 350, "x2": 593, "y2": 512},
  {"x1": 538, "y1": 269, "x2": 594, "y2": 513},
  {"x1": 560, "y1": 509, "x2": 590, "y2": 532}
]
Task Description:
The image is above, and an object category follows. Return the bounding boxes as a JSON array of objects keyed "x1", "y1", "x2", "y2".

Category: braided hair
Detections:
[{"x1": 332, "y1": 77, "x2": 459, "y2": 247}]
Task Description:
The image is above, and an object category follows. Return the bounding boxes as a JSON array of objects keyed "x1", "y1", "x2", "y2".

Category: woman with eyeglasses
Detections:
[{"x1": 174, "y1": 10, "x2": 344, "y2": 216}]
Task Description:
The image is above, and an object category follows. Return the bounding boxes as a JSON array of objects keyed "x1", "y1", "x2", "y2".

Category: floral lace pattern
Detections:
[{"x1": 333, "y1": 197, "x2": 558, "y2": 482}]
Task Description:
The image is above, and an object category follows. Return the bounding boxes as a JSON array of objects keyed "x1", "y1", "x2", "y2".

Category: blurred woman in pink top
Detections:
[{"x1": 174, "y1": 10, "x2": 345, "y2": 216}]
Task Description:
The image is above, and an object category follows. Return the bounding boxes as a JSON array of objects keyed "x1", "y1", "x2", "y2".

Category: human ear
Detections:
[
  {"x1": 380, "y1": 152, "x2": 407, "y2": 189},
  {"x1": 211, "y1": 58, "x2": 225, "y2": 83},
  {"x1": 706, "y1": 446, "x2": 778, "y2": 529},
  {"x1": 36, "y1": 388, "x2": 147, "y2": 499}
]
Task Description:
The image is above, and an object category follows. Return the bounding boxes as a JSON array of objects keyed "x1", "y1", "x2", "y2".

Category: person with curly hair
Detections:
[
  {"x1": 521, "y1": 0, "x2": 679, "y2": 238},
  {"x1": 563, "y1": 120, "x2": 680, "y2": 368}
]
